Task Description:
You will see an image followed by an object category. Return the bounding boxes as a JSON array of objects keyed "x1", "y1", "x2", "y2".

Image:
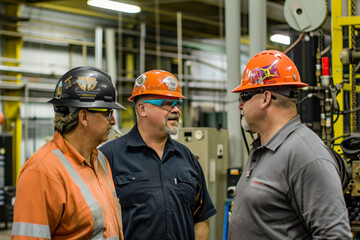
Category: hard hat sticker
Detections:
[
  {"x1": 57, "y1": 81, "x2": 63, "y2": 96},
  {"x1": 163, "y1": 76, "x2": 178, "y2": 91},
  {"x1": 135, "y1": 74, "x2": 146, "y2": 87},
  {"x1": 64, "y1": 76, "x2": 77, "y2": 90},
  {"x1": 77, "y1": 76, "x2": 98, "y2": 92},
  {"x1": 250, "y1": 63, "x2": 280, "y2": 85}
]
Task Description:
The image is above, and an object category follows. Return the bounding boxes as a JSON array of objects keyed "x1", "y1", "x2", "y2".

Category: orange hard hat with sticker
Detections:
[
  {"x1": 232, "y1": 50, "x2": 308, "y2": 93},
  {"x1": 128, "y1": 70, "x2": 185, "y2": 102}
]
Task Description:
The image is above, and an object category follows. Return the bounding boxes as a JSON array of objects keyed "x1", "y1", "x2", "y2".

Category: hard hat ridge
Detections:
[
  {"x1": 128, "y1": 69, "x2": 186, "y2": 102},
  {"x1": 48, "y1": 66, "x2": 126, "y2": 111}
]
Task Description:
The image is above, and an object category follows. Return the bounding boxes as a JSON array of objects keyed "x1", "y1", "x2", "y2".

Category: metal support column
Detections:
[
  {"x1": 177, "y1": 11, "x2": 190, "y2": 127},
  {"x1": 331, "y1": 0, "x2": 344, "y2": 152},
  {"x1": 249, "y1": 0, "x2": 267, "y2": 57},
  {"x1": 95, "y1": 26, "x2": 103, "y2": 69},
  {"x1": 105, "y1": 28, "x2": 122, "y2": 128},
  {"x1": 225, "y1": 0, "x2": 243, "y2": 168},
  {"x1": 139, "y1": 22, "x2": 146, "y2": 74}
]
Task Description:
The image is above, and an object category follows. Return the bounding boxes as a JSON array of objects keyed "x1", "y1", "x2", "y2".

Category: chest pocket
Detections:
[
  {"x1": 176, "y1": 171, "x2": 197, "y2": 207},
  {"x1": 115, "y1": 172, "x2": 150, "y2": 208}
]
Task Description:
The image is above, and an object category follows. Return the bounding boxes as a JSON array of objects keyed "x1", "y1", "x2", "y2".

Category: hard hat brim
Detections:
[
  {"x1": 128, "y1": 91, "x2": 186, "y2": 102},
  {"x1": 48, "y1": 98, "x2": 126, "y2": 110},
  {"x1": 232, "y1": 82, "x2": 309, "y2": 93}
]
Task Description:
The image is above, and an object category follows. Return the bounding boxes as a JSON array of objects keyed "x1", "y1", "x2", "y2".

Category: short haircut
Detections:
[{"x1": 271, "y1": 91, "x2": 298, "y2": 109}]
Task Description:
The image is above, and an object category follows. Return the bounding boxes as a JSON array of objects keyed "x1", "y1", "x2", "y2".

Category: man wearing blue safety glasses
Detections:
[{"x1": 100, "y1": 70, "x2": 216, "y2": 240}]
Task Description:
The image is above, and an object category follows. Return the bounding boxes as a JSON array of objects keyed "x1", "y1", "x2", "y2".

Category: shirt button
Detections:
[
  {"x1": 164, "y1": 183, "x2": 167, "y2": 187},
  {"x1": 131, "y1": 177, "x2": 136, "y2": 180},
  {"x1": 167, "y1": 209, "x2": 171, "y2": 213}
]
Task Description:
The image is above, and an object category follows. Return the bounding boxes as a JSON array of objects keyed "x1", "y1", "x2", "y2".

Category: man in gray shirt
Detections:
[{"x1": 228, "y1": 50, "x2": 352, "y2": 239}]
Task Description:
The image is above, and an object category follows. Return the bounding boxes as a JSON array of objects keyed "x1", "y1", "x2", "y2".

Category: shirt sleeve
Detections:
[
  {"x1": 191, "y1": 154, "x2": 217, "y2": 223},
  {"x1": 12, "y1": 169, "x2": 65, "y2": 239},
  {"x1": 291, "y1": 158, "x2": 352, "y2": 240}
]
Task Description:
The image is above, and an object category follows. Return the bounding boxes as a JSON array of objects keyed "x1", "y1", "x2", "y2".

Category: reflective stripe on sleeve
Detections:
[
  {"x1": 52, "y1": 149, "x2": 104, "y2": 239},
  {"x1": 106, "y1": 237, "x2": 120, "y2": 240},
  {"x1": 12, "y1": 222, "x2": 51, "y2": 239},
  {"x1": 97, "y1": 151, "x2": 116, "y2": 197}
]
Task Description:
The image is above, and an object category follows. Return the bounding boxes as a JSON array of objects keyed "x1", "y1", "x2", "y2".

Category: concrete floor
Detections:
[{"x1": 0, "y1": 223, "x2": 12, "y2": 240}]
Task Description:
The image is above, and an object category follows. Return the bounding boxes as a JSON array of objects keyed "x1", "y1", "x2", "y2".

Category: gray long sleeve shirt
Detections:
[{"x1": 228, "y1": 115, "x2": 352, "y2": 240}]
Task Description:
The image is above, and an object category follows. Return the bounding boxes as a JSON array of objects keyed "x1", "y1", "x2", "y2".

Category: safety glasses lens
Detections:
[
  {"x1": 239, "y1": 92, "x2": 258, "y2": 103},
  {"x1": 142, "y1": 99, "x2": 183, "y2": 109}
]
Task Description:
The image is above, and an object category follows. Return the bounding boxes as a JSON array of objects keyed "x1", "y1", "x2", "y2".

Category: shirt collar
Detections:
[
  {"x1": 126, "y1": 125, "x2": 179, "y2": 153},
  {"x1": 253, "y1": 115, "x2": 302, "y2": 152}
]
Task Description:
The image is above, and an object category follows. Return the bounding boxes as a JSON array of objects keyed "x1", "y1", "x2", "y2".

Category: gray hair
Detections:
[{"x1": 53, "y1": 110, "x2": 80, "y2": 134}]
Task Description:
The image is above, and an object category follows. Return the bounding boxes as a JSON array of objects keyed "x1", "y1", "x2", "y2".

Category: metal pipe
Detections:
[
  {"x1": 24, "y1": 80, "x2": 29, "y2": 160},
  {"x1": 139, "y1": 22, "x2": 146, "y2": 74},
  {"x1": 105, "y1": 27, "x2": 122, "y2": 128},
  {"x1": 225, "y1": 0, "x2": 243, "y2": 168},
  {"x1": 0, "y1": 29, "x2": 95, "y2": 47},
  {"x1": 95, "y1": 26, "x2": 103, "y2": 69},
  {"x1": 249, "y1": 0, "x2": 266, "y2": 57},
  {"x1": 82, "y1": 45, "x2": 87, "y2": 65},
  {"x1": 177, "y1": 12, "x2": 183, "y2": 83},
  {"x1": 105, "y1": 28, "x2": 117, "y2": 86},
  {"x1": 155, "y1": 0, "x2": 161, "y2": 68}
]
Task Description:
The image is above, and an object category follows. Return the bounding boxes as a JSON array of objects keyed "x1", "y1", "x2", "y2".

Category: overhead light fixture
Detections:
[
  {"x1": 270, "y1": 34, "x2": 290, "y2": 45},
  {"x1": 87, "y1": 0, "x2": 141, "y2": 14}
]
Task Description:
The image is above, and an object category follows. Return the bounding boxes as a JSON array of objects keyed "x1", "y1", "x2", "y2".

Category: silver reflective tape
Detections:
[
  {"x1": 97, "y1": 151, "x2": 116, "y2": 197},
  {"x1": 12, "y1": 222, "x2": 50, "y2": 239},
  {"x1": 52, "y1": 149, "x2": 104, "y2": 239},
  {"x1": 106, "y1": 237, "x2": 120, "y2": 240}
]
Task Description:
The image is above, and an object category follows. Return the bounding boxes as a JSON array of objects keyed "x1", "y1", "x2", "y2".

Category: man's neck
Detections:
[
  {"x1": 63, "y1": 131, "x2": 94, "y2": 162},
  {"x1": 137, "y1": 124, "x2": 168, "y2": 159},
  {"x1": 259, "y1": 112, "x2": 297, "y2": 145}
]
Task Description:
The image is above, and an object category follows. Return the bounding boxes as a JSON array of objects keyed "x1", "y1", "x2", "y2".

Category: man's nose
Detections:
[
  {"x1": 109, "y1": 115, "x2": 116, "y2": 125},
  {"x1": 239, "y1": 102, "x2": 244, "y2": 110},
  {"x1": 171, "y1": 105, "x2": 181, "y2": 112}
]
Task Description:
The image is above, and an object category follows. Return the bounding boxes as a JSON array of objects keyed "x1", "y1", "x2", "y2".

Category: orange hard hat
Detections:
[
  {"x1": 232, "y1": 50, "x2": 308, "y2": 93},
  {"x1": 128, "y1": 70, "x2": 185, "y2": 102}
]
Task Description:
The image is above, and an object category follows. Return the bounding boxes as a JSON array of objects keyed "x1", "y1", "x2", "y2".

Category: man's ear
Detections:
[
  {"x1": 137, "y1": 103, "x2": 147, "y2": 117},
  {"x1": 78, "y1": 109, "x2": 89, "y2": 126},
  {"x1": 262, "y1": 91, "x2": 272, "y2": 107}
]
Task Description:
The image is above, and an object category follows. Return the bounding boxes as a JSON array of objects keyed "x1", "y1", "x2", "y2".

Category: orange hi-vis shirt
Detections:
[{"x1": 11, "y1": 131, "x2": 124, "y2": 240}]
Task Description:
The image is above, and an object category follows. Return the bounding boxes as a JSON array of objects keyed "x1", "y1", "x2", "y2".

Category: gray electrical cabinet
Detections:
[{"x1": 176, "y1": 127, "x2": 228, "y2": 240}]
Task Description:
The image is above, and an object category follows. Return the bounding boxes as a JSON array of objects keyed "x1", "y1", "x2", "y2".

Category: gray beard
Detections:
[
  {"x1": 164, "y1": 125, "x2": 178, "y2": 135},
  {"x1": 241, "y1": 116, "x2": 252, "y2": 133}
]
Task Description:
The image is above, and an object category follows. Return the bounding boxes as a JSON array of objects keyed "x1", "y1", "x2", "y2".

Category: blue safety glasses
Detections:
[{"x1": 142, "y1": 99, "x2": 183, "y2": 110}]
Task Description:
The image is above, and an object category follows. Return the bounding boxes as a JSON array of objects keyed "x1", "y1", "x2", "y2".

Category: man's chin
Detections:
[{"x1": 164, "y1": 126, "x2": 178, "y2": 135}]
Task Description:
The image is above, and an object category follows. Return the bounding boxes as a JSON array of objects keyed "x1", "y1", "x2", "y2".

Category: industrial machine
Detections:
[{"x1": 176, "y1": 127, "x2": 228, "y2": 240}]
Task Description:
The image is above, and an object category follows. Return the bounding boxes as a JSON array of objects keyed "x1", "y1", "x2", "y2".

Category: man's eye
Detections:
[{"x1": 161, "y1": 101, "x2": 173, "y2": 106}]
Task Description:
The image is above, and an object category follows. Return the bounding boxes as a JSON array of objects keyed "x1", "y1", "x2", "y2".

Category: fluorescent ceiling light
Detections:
[
  {"x1": 270, "y1": 34, "x2": 290, "y2": 45},
  {"x1": 87, "y1": 0, "x2": 141, "y2": 13}
]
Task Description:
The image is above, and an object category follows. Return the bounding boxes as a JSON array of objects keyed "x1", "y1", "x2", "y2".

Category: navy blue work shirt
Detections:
[{"x1": 99, "y1": 125, "x2": 217, "y2": 240}]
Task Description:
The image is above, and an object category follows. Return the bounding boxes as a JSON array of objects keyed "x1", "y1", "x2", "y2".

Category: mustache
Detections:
[{"x1": 166, "y1": 113, "x2": 180, "y2": 121}]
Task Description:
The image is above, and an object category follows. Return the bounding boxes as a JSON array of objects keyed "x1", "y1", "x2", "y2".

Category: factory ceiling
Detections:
[{"x1": 0, "y1": 0, "x2": 308, "y2": 41}]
